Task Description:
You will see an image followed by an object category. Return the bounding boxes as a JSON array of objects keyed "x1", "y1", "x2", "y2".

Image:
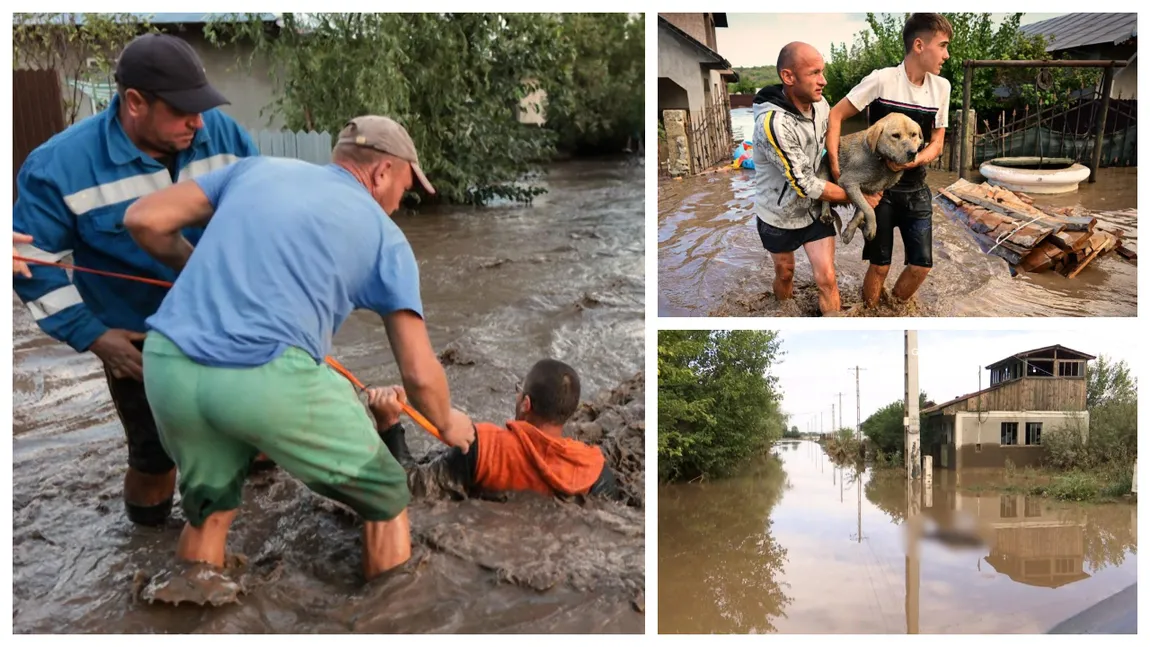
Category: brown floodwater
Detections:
[
  {"x1": 11, "y1": 159, "x2": 645, "y2": 634},
  {"x1": 658, "y1": 441, "x2": 1137, "y2": 634},
  {"x1": 658, "y1": 163, "x2": 1137, "y2": 317}
]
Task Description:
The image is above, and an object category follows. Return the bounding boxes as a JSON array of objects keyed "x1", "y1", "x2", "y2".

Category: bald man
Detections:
[{"x1": 751, "y1": 42, "x2": 882, "y2": 316}]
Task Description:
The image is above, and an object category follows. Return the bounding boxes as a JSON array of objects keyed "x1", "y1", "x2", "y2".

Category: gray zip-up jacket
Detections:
[{"x1": 752, "y1": 85, "x2": 830, "y2": 230}]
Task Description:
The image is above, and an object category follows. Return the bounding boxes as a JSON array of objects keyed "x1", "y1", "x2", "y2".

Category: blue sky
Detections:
[
  {"x1": 773, "y1": 329, "x2": 1133, "y2": 433},
  {"x1": 716, "y1": 13, "x2": 1066, "y2": 68}
]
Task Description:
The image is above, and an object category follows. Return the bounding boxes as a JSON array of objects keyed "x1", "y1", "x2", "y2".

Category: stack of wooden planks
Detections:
[{"x1": 936, "y1": 179, "x2": 1137, "y2": 277}]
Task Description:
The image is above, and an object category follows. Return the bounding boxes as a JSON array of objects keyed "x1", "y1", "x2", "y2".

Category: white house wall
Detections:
[{"x1": 658, "y1": 26, "x2": 710, "y2": 113}]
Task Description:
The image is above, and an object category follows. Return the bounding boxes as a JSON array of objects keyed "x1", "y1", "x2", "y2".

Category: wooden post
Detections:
[
  {"x1": 959, "y1": 62, "x2": 973, "y2": 180},
  {"x1": 1089, "y1": 66, "x2": 1115, "y2": 183},
  {"x1": 922, "y1": 456, "x2": 933, "y2": 508}
]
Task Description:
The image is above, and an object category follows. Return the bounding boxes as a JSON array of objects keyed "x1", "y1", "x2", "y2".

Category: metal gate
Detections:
[
  {"x1": 973, "y1": 89, "x2": 1136, "y2": 168},
  {"x1": 12, "y1": 69, "x2": 65, "y2": 203}
]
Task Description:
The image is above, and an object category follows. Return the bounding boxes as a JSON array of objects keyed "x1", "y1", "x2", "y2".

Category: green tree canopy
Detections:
[
  {"x1": 13, "y1": 13, "x2": 157, "y2": 125},
  {"x1": 824, "y1": 13, "x2": 1100, "y2": 116},
  {"x1": 543, "y1": 14, "x2": 644, "y2": 154},
  {"x1": 206, "y1": 13, "x2": 641, "y2": 207},
  {"x1": 861, "y1": 392, "x2": 929, "y2": 455},
  {"x1": 728, "y1": 65, "x2": 779, "y2": 95},
  {"x1": 1085, "y1": 355, "x2": 1137, "y2": 461},
  {"x1": 658, "y1": 330, "x2": 787, "y2": 481}
]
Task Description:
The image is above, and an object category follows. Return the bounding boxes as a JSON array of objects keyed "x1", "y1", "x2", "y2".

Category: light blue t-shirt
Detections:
[{"x1": 146, "y1": 157, "x2": 423, "y2": 368}]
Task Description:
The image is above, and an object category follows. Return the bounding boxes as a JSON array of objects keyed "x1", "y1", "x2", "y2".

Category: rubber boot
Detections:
[{"x1": 124, "y1": 467, "x2": 176, "y2": 526}]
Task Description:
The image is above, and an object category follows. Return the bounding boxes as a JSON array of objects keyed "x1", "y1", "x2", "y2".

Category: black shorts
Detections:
[
  {"x1": 756, "y1": 217, "x2": 835, "y2": 254},
  {"x1": 105, "y1": 341, "x2": 175, "y2": 475},
  {"x1": 862, "y1": 186, "x2": 934, "y2": 268}
]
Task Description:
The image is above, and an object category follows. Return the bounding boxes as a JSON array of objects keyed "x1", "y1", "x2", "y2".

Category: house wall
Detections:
[
  {"x1": 952, "y1": 411, "x2": 1089, "y2": 469},
  {"x1": 518, "y1": 85, "x2": 548, "y2": 126},
  {"x1": 938, "y1": 376, "x2": 1087, "y2": 415},
  {"x1": 707, "y1": 69, "x2": 730, "y2": 102},
  {"x1": 658, "y1": 26, "x2": 709, "y2": 113},
  {"x1": 1112, "y1": 54, "x2": 1137, "y2": 99},
  {"x1": 924, "y1": 414, "x2": 956, "y2": 468},
  {"x1": 59, "y1": 29, "x2": 282, "y2": 131},
  {"x1": 659, "y1": 13, "x2": 717, "y2": 51},
  {"x1": 182, "y1": 31, "x2": 281, "y2": 130}
]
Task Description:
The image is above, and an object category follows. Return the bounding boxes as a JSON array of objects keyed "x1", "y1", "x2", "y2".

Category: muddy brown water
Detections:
[
  {"x1": 659, "y1": 135, "x2": 1137, "y2": 317},
  {"x1": 658, "y1": 441, "x2": 1137, "y2": 633},
  {"x1": 11, "y1": 160, "x2": 645, "y2": 634}
]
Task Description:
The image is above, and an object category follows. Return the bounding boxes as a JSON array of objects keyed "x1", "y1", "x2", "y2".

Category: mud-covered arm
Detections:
[
  {"x1": 827, "y1": 99, "x2": 861, "y2": 181},
  {"x1": 386, "y1": 422, "x2": 476, "y2": 498},
  {"x1": 588, "y1": 462, "x2": 620, "y2": 499}
]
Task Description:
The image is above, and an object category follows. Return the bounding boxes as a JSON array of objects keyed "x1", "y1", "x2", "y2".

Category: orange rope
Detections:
[
  {"x1": 15, "y1": 255, "x2": 178, "y2": 288},
  {"x1": 14, "y1": 254, "x2": 444, "y2": 442},
  {"x1": 323, "y1": 355, "x2": 443, "y2": 442}
]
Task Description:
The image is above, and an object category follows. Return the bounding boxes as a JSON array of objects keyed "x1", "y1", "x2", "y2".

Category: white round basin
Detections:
[{"x1": 979, "y1": 157, "x2": 1090, "y2": 194}]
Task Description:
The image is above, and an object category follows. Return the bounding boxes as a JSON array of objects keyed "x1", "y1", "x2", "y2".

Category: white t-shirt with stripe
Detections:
[{"x1": 845, "y1": 62, "x2": 952, "y2": 188}]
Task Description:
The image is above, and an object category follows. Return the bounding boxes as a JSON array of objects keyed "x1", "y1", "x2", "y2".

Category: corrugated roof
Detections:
[
  {"x1": 985, "y1": 344, "x2": 1095, "y2": 369},
  {"x1": 1020, "y1": 13, "x2": 1136, "y2": 52},
  {"x1": 922, "y1": 381, "x2": 1009, "y2": 415}
]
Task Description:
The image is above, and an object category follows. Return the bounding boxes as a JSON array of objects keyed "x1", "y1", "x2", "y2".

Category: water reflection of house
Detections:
[
  {"x1": 923, "y1": 345, "x2": 1093, "y2": 470},
  {"x1": 956, "y1": 492, "x2": 1089, "y2": 589}
]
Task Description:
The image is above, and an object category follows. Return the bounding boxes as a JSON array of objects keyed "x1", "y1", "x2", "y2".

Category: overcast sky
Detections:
[
  {"x1": 774, "y1": 329, "x2": 1133, "y2": 433},
  {"x1": 716, "y1": 13, "x2": 1067, "y2": 68}
]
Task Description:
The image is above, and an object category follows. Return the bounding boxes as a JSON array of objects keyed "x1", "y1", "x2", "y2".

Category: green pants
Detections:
[{"x1": 142, "y1": 332, "x2": 410, "y2": 527}]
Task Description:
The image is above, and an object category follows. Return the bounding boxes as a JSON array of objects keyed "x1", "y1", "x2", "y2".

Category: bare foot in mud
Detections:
[
  {"x1": 854, "y1": 288, "x2": 923, "y2": 317},
  {"x1": 710, "y1": 283, "x2": 821, "y2": 317},
  {"x1": 363, "y1": 545, "x2": 431, "y2": 590},
  {"x1": 137, "y1": 561, "x2": 244, "y2": 607}
]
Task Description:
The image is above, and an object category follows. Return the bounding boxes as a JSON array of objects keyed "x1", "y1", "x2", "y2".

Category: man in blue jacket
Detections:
[{"x1": 12, "y1": 33, "x2": 259, "y2": 527}]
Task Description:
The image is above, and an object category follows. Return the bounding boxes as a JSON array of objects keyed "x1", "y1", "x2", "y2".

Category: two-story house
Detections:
[{"x1": 923, "y1": 345, "x2": 1094, "y2": 470}]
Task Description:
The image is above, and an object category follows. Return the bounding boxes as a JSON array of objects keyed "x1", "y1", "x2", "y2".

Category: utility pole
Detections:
[
  {"x1": 831, "y1": 403, "x2": 835, "y2": 433},
  {"x1": 902, "y1": 332, "x2": 926, "y2": 634},
  {"x1": 848, "y1": 367, "x2": 866, "y2": 441},
  {"x1": 905, "y1": 331, "x2": 921, "y2": 479},
  {"x1": 835, "y1": 392, "x2": 845, "y2": 429}
]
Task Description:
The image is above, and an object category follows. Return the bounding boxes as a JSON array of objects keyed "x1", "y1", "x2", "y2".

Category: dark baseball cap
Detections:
[
  {"x1": 114, "y1": 33, "x2": 229, "y2": 114},
  {"x1": 337, "y1": 116, "x2": 435, "y2": 194}
]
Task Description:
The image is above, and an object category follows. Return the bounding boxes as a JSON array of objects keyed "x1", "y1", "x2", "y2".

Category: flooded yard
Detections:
[
  {"x1": 661, "y1": 107, "x2": 1137, "y2": 317},
  {"x1": 658, "y1": 440, "x2": 1137, "y2": 633}
]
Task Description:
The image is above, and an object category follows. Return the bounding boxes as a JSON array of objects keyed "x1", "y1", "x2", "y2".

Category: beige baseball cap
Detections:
[{"x1": 337, "y1": 116, "x2": 435, "y2": 195}]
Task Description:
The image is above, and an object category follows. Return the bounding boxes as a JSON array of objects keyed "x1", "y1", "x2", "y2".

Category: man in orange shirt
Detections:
[{"x1": 367, "y1": 359, "x2": 618, "y2": 499}]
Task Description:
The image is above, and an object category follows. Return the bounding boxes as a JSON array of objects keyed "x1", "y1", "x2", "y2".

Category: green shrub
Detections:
[{"x1": 1041, "y1": 472, "x2": 1099, "y2": 502}]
